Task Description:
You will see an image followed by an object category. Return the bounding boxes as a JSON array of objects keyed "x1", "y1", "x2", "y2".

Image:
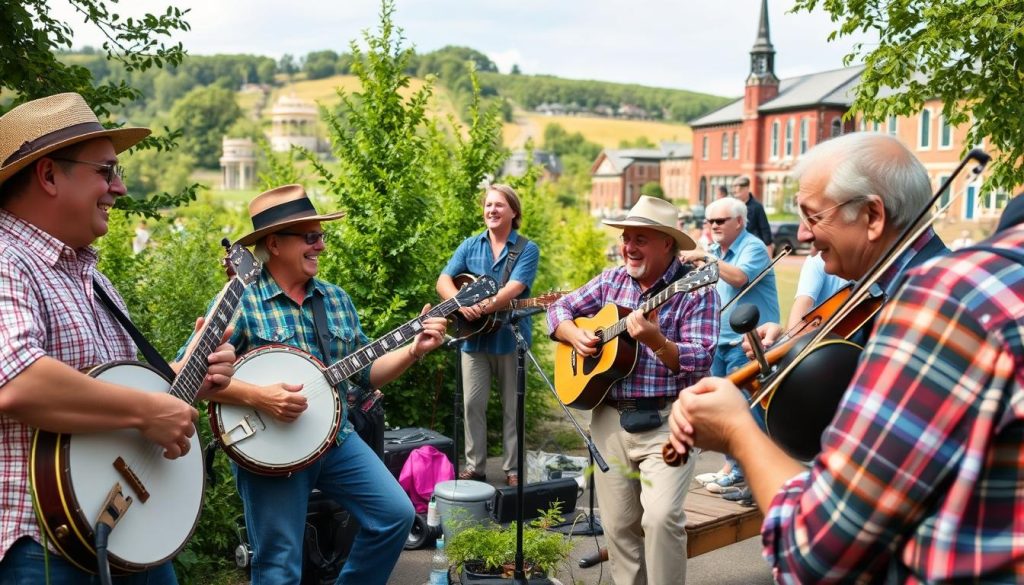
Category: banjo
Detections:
[
  {"x1": 210, "y1": 275, "x2": 498, "y2": 476},
  {"x1": 29, "y1": 243, "x2": 261, "y2": 575}
]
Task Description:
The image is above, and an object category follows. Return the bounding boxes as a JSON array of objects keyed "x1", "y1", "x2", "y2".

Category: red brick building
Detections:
[
  {"x1": 687, "y1": 0, "x2": 1008, "y2": 221},
  {"x1": 589, "y1": 142, "x2": 692, "y2": 215}
]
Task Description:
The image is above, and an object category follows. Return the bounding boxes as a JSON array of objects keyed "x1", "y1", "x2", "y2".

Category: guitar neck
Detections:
[
  {"x1": 323, "y1": 295, "x2": 461, "y2": 386},
  {"x1": 169, "y1": 278, "x2": 245, "y2": 405},
  {"x1": 600, "y1": 285, "x2": 680, "y2": 342}
]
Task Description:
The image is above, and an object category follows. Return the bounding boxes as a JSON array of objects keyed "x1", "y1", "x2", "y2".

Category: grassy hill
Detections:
[{"x1": 256, "y1": 75, "x2": 694, "y2": 150}]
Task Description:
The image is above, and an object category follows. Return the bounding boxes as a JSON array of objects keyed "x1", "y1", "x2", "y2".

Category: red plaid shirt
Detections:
[
  {"x1": 762, "y1": 225, "x2": 1024, "y2": 583},
  {"x1": 0, "y1": 210, "x2": 135, "y2": 560}
]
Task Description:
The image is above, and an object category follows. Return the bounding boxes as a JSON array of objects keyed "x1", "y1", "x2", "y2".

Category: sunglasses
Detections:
[
  {"x1": 704, "y1": 217, "x2": 733, "y2": 226},
  {"x1": 51, "y1": 158, "x2": 125, "y2": 185},
  {"x1": 276, "y1": 231, "x2": 325, "y2": 245}
]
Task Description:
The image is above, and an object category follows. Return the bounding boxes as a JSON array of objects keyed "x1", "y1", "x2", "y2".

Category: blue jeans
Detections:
[
  {"x1": 0, "y1": 537, "x2": 176, "y2": 585},
  {"x1": 712, "y1": 343, "x2": 767, "y2": 479},
  {"x1": 235, "y1": 432, "x2": 414, "y2": 585}
]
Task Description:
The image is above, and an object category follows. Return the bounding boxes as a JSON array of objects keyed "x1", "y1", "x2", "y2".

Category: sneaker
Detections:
[
  {"x1": 694, "y1": 471, "x2": 728, "y2": 486},
  {"x1": 704, "y1": 470, "x2": 746, "y2": 494},
  {"x1": 721, "y1": 486, "x2": 752, "y2": 502}
]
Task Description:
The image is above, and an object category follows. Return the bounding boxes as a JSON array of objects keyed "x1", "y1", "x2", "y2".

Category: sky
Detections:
[{"x1": 51, "y1": 0, "x2": 874, "y2": 97}]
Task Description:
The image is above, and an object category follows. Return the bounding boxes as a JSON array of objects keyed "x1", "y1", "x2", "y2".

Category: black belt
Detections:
[{"x1": 602, "y1": 396, "x2": 669, "y2": 412}]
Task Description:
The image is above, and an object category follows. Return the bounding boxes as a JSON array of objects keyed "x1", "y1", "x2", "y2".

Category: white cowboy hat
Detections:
[
  {"x1": 236, "y1": 184, "x2": 345, "y2": 246},
  {"x1": 603, "y1": 196, "x2": 696, "y2": 250},
  {"x1": 0, "y1": 93, "x2": 150, "y2": 186}
]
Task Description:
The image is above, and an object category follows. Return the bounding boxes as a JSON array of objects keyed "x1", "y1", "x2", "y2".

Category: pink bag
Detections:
[{"x1": 398, "y1": 445, "x2": 455, "y2": 513}]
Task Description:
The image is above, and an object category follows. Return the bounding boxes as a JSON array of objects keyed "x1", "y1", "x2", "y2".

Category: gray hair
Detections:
[
  {"x1": 791, "y1": 133, "x2": 931, "y2": 229},
  {"x1": 253, "y1": 240, "x2": 270, "y2": 263},
  {"x1": 705, "y1": 197, "x2": 748, "y2": 228}
]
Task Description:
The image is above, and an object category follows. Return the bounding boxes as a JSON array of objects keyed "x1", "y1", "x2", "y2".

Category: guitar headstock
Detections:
[
  {"x1": 670, "y1": 262, "x2": 719, "y2": 294},
  {"x1": 222, "y1": 239, "x2": 262, "y2": 285},
  {"x1": 455, "y1": 275, "x2": 498, "y2": 306}
]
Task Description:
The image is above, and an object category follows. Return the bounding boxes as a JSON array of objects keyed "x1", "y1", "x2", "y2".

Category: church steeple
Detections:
[{"x1": 747, "y1": 0, "x2": 778, "y2": 85}]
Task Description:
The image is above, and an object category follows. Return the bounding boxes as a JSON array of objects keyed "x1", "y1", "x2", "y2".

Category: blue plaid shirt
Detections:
[
  {"x1": 441, "y1": 230, "x2": 540, "y2": 354},
  {"x1": 180, "y1": 268, "x2": 370, "y2": 442},
  {"x1": 708, "y1": 230, "x2": 780, "y2": 347},
  {"x1": 547, "y1": 259, "x2": 719, "y2": 400}
]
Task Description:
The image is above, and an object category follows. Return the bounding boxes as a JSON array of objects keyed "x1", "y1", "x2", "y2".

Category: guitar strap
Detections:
[
  {"x1": 92, "y1": 280, "x2": 176, "y2": 380},
  {"x1": 500, "y1": 235, "x2": 529, "y2": 287}
]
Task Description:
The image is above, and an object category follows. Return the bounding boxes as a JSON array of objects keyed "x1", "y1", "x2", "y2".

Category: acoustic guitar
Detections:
[
  {"x1": 29, "y1": 243, "x2": 261, "y2": 575},
  {"x1": 448, "y1": 273, "x2": 565, "y2": 340},
  {"x1": 554, "y1": 263, "x2": 719, "y2": 409}
]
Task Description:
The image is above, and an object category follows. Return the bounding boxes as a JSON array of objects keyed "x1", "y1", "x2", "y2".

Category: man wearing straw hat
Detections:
[
  {"x1": 189, "y1": 184, "x2": 447, "y2": 585},
  {"x1": 0, "y1": 93, "x2": 237, "y2": 582},
  {"x1": 547, "y1": 195, "x2": 719, "y2": 585}
]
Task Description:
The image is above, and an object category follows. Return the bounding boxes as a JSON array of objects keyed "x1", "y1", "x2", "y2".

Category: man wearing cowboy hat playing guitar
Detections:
[
  {"x1": 0, "y1": 93, "x2": 237, "y2": 583},
  {"x1": 546, "y1": 195, "x2": 719, "y2": 585},
  {"x1": 185, "y1": 184, "x2": 447, "y2": 585}
]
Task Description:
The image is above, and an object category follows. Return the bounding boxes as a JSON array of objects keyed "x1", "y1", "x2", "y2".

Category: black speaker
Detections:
[{"x1": 490, "y1": 478, "x2": 579, "y2": 524}]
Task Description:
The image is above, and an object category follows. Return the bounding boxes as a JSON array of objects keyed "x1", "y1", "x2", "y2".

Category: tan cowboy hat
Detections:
[
  {"x1": 0, "y1": 93, "x2": 151, "y2": 186},
  {"x1": 236, "y1": 184, "x2": 345, "y2": 246},
  {"x1": 603, "y1": 195, "x2": 696, "y2": 250}
]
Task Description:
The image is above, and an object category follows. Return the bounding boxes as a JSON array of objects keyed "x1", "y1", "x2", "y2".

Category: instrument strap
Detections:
[
  {"x1": 92, "y1": 280, "x2": 176, "y2": 380},
  {"x1": 309, "y1": 290, "x2": 333, "y2": 364},
  {"x1": 500, "y1": 235, "x2": 529, "y2": 287}
]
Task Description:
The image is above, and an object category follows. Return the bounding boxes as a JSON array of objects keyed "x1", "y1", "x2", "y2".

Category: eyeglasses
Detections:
[
  {"x1": 704, "y1": 217, "x2": 733, "y2": 226},
  {"x1": 50, "y1": 158, "x2": 124, "y2": 185},
  {"x1": 276, "y1": 231, "x2": 325, "y2": 245},
  {"x1": 797, "y1": 197, "x2": 865, "y2": 227}
]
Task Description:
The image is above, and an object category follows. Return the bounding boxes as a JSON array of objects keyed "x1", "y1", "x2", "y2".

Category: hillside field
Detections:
[{"x1": 503, "y1": 113, "x2": 692, "y2": 149}]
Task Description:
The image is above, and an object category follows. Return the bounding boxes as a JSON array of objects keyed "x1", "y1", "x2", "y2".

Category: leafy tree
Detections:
[
  {"x1": 303, "y1": 49, "x2": 340, "y2": 80},
  {"x1": 511, "y1": 64, "x2": 521, "y2": 75},
  {"x1": 792, "y1": 0, "x2": 1024, "y2": 192},
  {"x1": 542, "y1": 123, "x2": 602, "y2": 160},
  {"x1": 641, "y1": 181, "x2": 665, "y2": 199},
  {"x1": 0, "y1": 0, "x2": 199, "y2": 216},
  {"x1": 279, "y1": 53, "x2": 298, "y2": 76},
  {"x1": 168, "y1": 85, "x2": 243, "y2": 168}
]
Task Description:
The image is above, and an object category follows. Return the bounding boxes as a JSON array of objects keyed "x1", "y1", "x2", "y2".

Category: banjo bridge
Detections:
[{"x1": 113, "y1": 457, "x2": 149, "y2": 503}]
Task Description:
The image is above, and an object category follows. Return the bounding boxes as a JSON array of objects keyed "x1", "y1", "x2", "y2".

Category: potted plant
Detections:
[{"x1": 445, "y1": 504, "x2": 573, "y2": 584}]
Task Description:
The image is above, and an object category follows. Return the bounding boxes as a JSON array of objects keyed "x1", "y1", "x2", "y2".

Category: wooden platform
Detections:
[{"x1": 684, "y1": 487, "x2": 763, "y2": 557}]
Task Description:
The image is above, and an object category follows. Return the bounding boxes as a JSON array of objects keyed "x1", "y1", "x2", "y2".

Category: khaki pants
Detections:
[
  {"x1": 591, "y1": 403, "x2": 695, "y2": 585},
  {"x1": 461, "y1": 351, "x2": 518, "y2": 474}
]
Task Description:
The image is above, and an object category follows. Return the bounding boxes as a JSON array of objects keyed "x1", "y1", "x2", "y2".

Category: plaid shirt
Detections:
[
  {"x1": 441, "y1": 230, "x2": 540, "y2": 354},
  {"x1": 547, "y1": 259, "x2": 719, "y2": 399},
  {"x1": 0, "y1": 210, "x2": 136, "y2": 561},
  {"x1": 762, "y1": 225, "x2": 1024, "y2": 583},
  {"x1": 179, "y1": 268, "x2": 371, "y2": 442}
]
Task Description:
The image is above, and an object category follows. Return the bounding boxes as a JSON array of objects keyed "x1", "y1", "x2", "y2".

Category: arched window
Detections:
[
  {"x1": 732, "y1": 132, "x2": 740, "y2": 159},
  {"x1": 721, "y1": 132, "x2": 729, "y2": 159},
  {"x1": 830, "y1": 118, "x2": 842, "y2": 138},
  {"x1": 799, "y1": 118, "x2": 809, "y2": 154},
  {"x1": 784, "y1": 119, "x2": 794, "y2": 157},
  {"x1": 702, "y1": 136, "x2": 709, "y2": 160},
  {"x1": 770, "y1": 121, "x2": 780, "y2": 158},
  {"x1": 939, "y1": 115, "x2": 953, "y2": 148}
]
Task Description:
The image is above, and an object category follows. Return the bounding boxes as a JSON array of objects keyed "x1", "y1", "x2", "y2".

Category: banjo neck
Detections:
[{"x1": 322, "y1": 295, "x2": 463, "y2": 386}]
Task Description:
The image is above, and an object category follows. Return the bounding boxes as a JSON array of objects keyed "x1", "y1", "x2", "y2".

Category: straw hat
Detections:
[
  {"x1": 603, "y1": 195, "x2": 696, "y2": 250},
  {"x1": 236, "y1": 184, "x2": 345, "y2": 246},
  {"x1": 0, "y1": 93, "x2": 151, "y2": 186}
]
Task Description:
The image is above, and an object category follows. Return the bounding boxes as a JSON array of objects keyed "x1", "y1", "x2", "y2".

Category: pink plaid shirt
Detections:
[{"x1": 0, "y1": 210, "x2": 135, "y2": 560}]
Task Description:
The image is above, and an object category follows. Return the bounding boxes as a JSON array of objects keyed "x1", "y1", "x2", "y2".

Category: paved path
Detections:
[{"x1": 388, "y1": 451, "x2": 773, "y2": 584}]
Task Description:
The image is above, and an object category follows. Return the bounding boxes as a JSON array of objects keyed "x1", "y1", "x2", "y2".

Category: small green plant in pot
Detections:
[{"x1": 445, "y1": 503, "x2": 573, "y2": 581}]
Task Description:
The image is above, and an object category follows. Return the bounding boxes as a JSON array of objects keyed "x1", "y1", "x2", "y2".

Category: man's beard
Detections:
[{"x1": 625, "y1": 260, "x2": 648, "y2": 280}]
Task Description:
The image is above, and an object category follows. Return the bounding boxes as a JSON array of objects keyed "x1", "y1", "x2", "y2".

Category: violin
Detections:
[{"x1": 663, "y1": 148, "x2": 992, "y2": 466}]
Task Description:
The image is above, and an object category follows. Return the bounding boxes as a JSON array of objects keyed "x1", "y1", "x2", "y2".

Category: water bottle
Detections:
[
  {"x1": 426, "y1": 496, "x2": 441, "y2": 536},
  {"x1": 428, "y1": 535, "x2": 449, "y2": 585}
]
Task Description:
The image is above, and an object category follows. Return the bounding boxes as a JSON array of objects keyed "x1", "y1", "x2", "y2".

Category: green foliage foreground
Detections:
[{"x1": 95, "y1": 1, "x2": 607, "y2": 581}]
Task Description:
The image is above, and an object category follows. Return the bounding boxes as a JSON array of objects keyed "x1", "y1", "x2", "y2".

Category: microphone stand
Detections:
[{"x1": 508, "y1": 309, "x2": 608, "y2": 584}]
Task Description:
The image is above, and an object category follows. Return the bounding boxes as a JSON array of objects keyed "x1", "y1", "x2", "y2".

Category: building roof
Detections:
[
  {"x1": 591, "y1": 141, "x2": 693, "y2": 177},
  {"x1": 689, "y1": 65, "x2": 866, "y2": 127}
]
